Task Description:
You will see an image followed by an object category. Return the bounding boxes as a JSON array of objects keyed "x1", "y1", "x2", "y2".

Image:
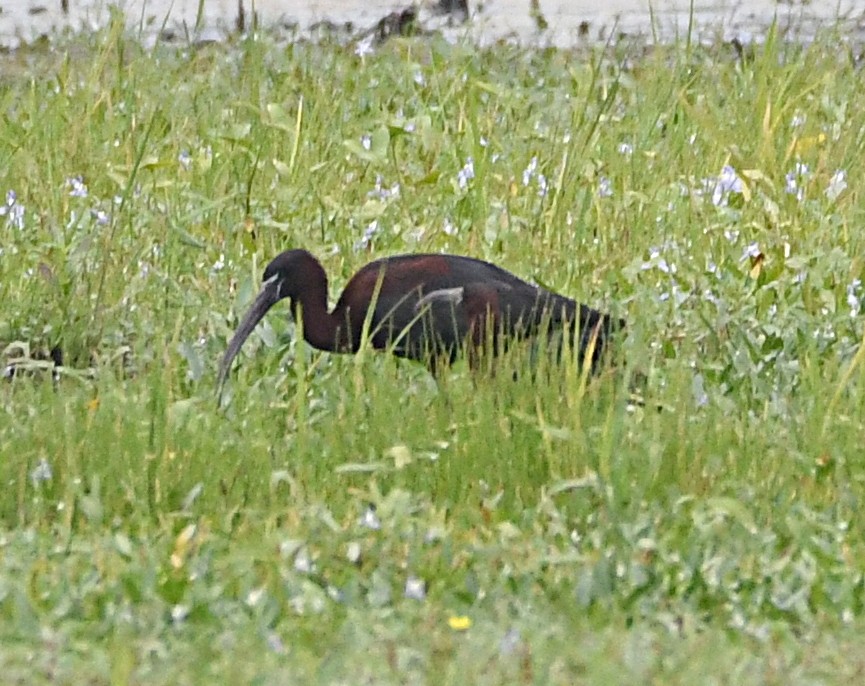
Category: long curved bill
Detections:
[{"x1": 217, "y1": 280, "x2": 280, "y2": 397}]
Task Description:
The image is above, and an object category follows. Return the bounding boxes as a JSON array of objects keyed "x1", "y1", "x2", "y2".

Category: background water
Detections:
[{"x1": 2, "y1": 0, "x2": 863, "y2": 49}]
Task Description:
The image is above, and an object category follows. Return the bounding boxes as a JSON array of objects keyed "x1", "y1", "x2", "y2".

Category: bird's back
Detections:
[{"x1": 332, "y1": 253, "x2": 621, "y2": 369}]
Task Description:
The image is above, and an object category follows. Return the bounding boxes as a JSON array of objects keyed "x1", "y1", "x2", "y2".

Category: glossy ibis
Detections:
[{"x1": 217, "y1": 249, "x2": 624, "y2": 390}]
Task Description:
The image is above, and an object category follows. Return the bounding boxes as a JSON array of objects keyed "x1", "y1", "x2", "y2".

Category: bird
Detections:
[{"x1": 217, "y1": 249, "x2": 624, "y2": 392}]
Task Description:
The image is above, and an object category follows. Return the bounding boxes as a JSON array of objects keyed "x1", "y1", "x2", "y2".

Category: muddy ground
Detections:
[{"x1": 1, "y1": 1, "x2": 864, "y2": 50}]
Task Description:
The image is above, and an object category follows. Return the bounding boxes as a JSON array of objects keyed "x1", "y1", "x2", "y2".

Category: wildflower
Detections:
[
  {"x1": 618, "y1": 142, "x2": 634, "y2": 156},
  {"x1": 847, "y1": 279, "x2": 862, "y2": 317},
  {"x1": 360, "y1": 134, "x2": 372, "y2": 151},
  {"x1": 178, "y1": 150, "x2": 192, "y2": 170},
  {"x1": 367, "y1": 175, "x2": 400, "y2": 200},
  {"x1": 0, "y1": 190, "x2": 25, "y2": 229},
  {"x1": 826, "y1": 170, "x2": 847, "y2": 201},
  {"x1": 354, "y1": 36, "x2": 374, "y2": 58},
  {"x1": 353, "y1": 220, "x2": 380, "y2": 252},
  {"x1": 457, "y1": 157, "x2": 474, "y2": 189},
  {"x1": 791, "y1": 113, "x2": 806, "y2": 128},
  {"x1": 68, "y1": 176, "x2": 88, "y2": 198},
  {"x1": 171, "y1": 605, "x2": 189, "y2": 623},
  {"x1": 740, "y1": 242, "x2": 761, "y2": 261},
  {"x1": 346, "y1": 541, "x2": 362, "y2": 564},
  {"x1": 404, "y1": 576, "x2": 426, "y2": 601},
  {"x1": 413, "y1": 70, "x2": 425, "y2": 86},
  {"x1": 30, "y1": 458, "x2": 52, "y2": 486},
  {"x1": 711, "y1": 165, "x2": 743, "y2": 206},
  {"x1": 536, "y1": 174, "x2": 548, "y2": 197},
  {"x1": 212, "y1": 253, "x2": 226, "y2": 272},
  {"x1": 522, "y1": 156, "x2": 538, "y2": 186},
  {"x1": 784, "y1": 162, "x2": 809, "y2": 202},
  {"x1": 448, "y1": 615, "x2": 472, "y2": 631},
  {"x1": 91, "y1": 208, "x2": 110, "y2": 225},
  {"x1": 443, "y1": 219, "x2": 457, "y2": 236},
  {"x1": 294, "y1": 548, "x2": 313, "y2": 573},
  {"x1": 359, "y1": 505, "x2": 381, "y2": 530},
  {"x1": 597, "y1": 176, "x2": 613, "y2": 198}
]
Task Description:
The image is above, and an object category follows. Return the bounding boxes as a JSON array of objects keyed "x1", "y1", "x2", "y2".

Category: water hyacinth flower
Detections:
[
  {"x1": 597, "y1": 176, "x2": 613, "y2": 198},
  {"x1": 367, "y1": 174, "x2": 400, "y2": 200},
  {"x1": 30, "y1": 458, "x2": 53, "y2": 486},
  {"x1": 522, "y1": 156, "x2": 538, "y2": 186},
  {"x1": 0, "y1": 190, "x2": 25, "y2": 229},
  {"x1": 784, "y1": 162, "x2": 809, "y2": 202},
  {"x1": 68, "y1": 176, "x2": 88, "y2": 198},
  {"x1": 711, "y1": 165, "x2": 743, "y2": 206},
  {"x1": 359, "y1": 506, "x2": 381, "y2": 530},
  {"x1": 740, "y1": 242, "x2": 761, "y2": 261},
  {"x1": 618, "y1": 142, "x2": 634, "y2": 156},
  {"x1": 354, "y1": 36, "x2": 374, "y2": 58},
  {"x1": 826, "y1": 170, "x2": 847, "y2": 201},
  {"x1": 847, "y1": 279, "x2": 862, "y2": 317},
  {"x1": 404, "y1": 575, "x2": 426, "y2": 601},
  {"x1": 457, "y1": 157, "x2": 474, "y2": 189},
  {"x1": 353, "y1": 220, "x2": 380, "y2": 252}
]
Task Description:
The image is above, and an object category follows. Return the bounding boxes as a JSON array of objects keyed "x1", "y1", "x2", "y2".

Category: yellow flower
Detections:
[{"x1": 448, "y1": 615, "x2": 472, "y2": 631}]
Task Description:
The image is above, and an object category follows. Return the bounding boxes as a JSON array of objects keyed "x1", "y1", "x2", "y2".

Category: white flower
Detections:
[
  {"x1": 826, "y1": 170, "x2": 847, "y2": 201},
  {"x1": 359, "y1": 506, "x2": 381, "y2": 530},
  {"x1": 354, "y1": 36, "x2": 374, "y2": 58},
  {"x1": 404, "y1": 576, "x2": 426, "y2": 601}
]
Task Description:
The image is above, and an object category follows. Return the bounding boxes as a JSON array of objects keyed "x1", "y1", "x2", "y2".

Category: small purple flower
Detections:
[
  {"x1": 522, "y1": 156, "x2": 538, "y2": 186},
  {"x1": 457, "y1": 157, "x2": 474, "y2": 189},
  {"x1": 354, "y1": 220, "x2": 380, "y2": 252},
  {"x1": 785, "y1": 162, "x2": 809, "y2": 201},
  {"x1": 618, "y1": 142, "x2": 634, "y2": 156},
  {"x1": 0, "y1": 190, "x2": 24, "y2": 230},
  {"x1": 597, "y1": 176, "x2": 613, "y2": 198},
  {"x1": 711, "y1": 165, "x2": 743, "y2": 206},
  {"x1": 68, "y1": 176, "x2": 88, "y2": 198},
  {"x1": 178, "y1": 150, "x2": 192, "y2": 170},
  {"x1": 741, "y1": 242, "x2": 761, "y2": 261},
  {"x1": 30, "y1": 458, "x2": 53, "y2": 486},
  {"x1": 847, "y1": 279, "x2": 862, "y2": 317}
]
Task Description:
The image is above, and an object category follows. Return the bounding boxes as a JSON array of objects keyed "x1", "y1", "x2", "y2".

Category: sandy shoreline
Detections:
[{"x1": 1, "y1": 0, "x2": 863, "y2": 49}]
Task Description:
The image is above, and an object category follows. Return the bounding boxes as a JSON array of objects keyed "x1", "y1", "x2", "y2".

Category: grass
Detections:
[{"x1": 2, "y1": 14, "x2": 865, "y2": 683}]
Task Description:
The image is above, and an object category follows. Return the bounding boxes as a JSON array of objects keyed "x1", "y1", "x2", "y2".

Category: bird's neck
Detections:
[{"x1": 291, "y1": 281, "x2": 344, "y2": 352}]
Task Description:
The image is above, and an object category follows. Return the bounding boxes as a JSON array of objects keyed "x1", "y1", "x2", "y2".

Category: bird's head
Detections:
[
  {"x1": 261, "y1": 249, "x2": 319, "y2": 301},
  {"x1": 217, "y1": 249, "x2": 323, "y2": 396}
]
